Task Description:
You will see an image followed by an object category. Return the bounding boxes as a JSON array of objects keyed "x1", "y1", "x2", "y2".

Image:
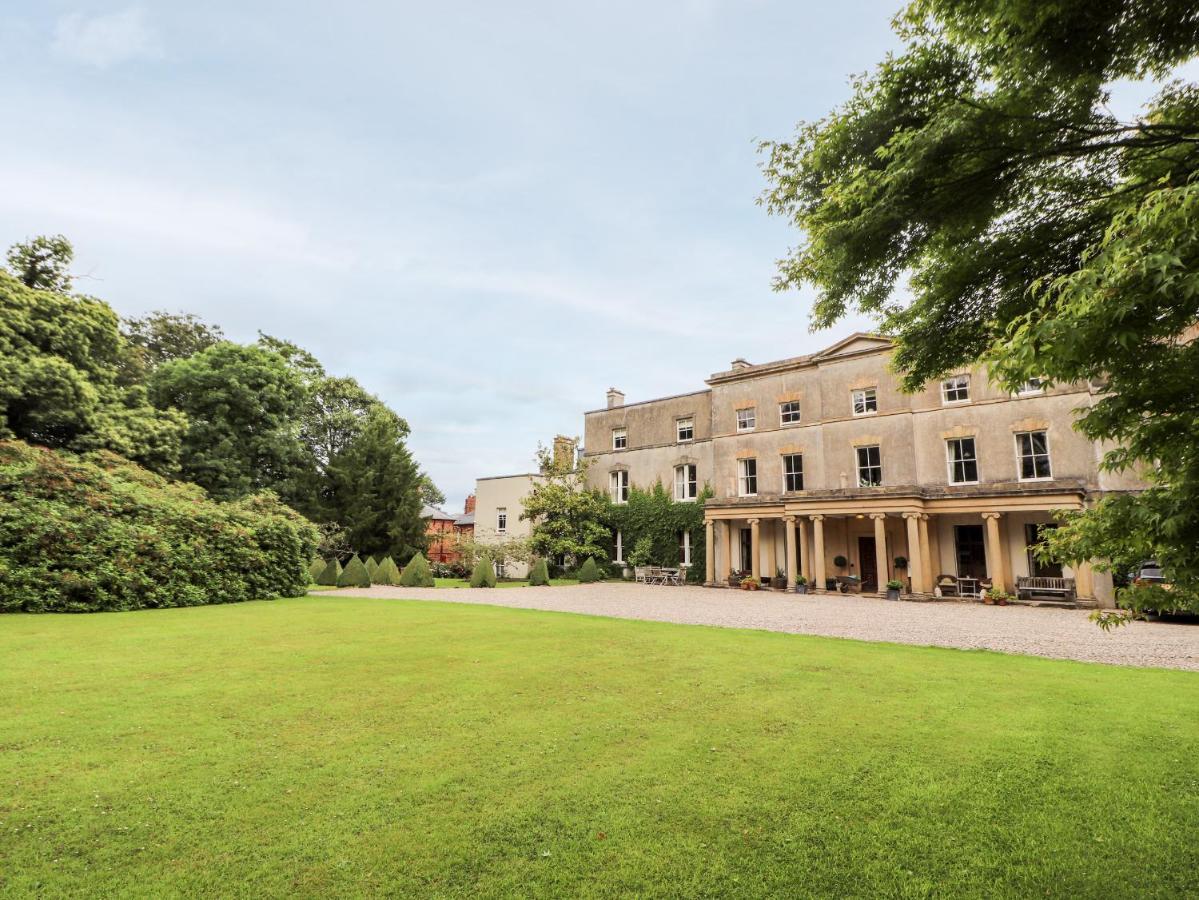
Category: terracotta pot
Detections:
[{"x1": 740, "y1": 582, "x2": 750, "y2": 591}]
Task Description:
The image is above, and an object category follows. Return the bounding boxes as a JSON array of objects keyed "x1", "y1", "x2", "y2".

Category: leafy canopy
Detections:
[
  {"x1": 520, "y1": 442, "x2": 609, "y2": 566},
  {"x1": 760, "y1": 0, "x2": 1199, "y2": 610}
]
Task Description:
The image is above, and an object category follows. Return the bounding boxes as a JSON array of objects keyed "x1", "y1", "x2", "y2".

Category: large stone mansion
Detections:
[{"x1": 581, "y1": 333, "x2": 1143, "y2": 607}]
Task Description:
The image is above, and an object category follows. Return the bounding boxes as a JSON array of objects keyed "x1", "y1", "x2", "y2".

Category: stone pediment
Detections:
[{"x1": 813, "y1": 333, "x2": 893, "y2": 360}]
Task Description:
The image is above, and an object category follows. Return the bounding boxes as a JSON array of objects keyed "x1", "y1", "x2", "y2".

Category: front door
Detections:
[
  {"x1": 954, "y1": 525, "x2": 987, "y2": 579},
  {"x1": 858, "y1": 536, "x2": 878, "y2": 592},
  {"x1": 739, "y1": 527, "x2": 753, "y2": 573}
]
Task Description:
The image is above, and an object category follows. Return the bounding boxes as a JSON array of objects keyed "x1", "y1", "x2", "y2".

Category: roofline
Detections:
[
  {"x1": 706, "y1": 333, "x2": 893, "y2": 384},
  {"x1": 583, "y1": 388, "x2": 712, "y2": 416},
  {"x1": 475, "y1": 472, "x2": 543, "y2": 482}
]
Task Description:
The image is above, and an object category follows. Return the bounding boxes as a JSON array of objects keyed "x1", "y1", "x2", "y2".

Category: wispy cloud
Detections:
[{"x1": 52, "y1": 8, "x2": 161, "y2": 68}]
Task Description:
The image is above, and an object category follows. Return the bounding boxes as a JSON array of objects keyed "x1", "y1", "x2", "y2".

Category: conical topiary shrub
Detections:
[
  {"x1": 576, "y1": 557, "x2": 600, "y2": 583},
  {"x1": 528, "y1": 558, "x2": 550, "y2": 586},
  {"x1": 365, "y1": 556, "x2": 380, "y2": 581},
  {"x1": 308, "y1": 558, "x2": 326, "y2": 584},
  {"x1": 338, "y1": 553, "x2": 371, "y2": 588},
  {"x1": 469, "y1": 558, "x2": 497, "y2": 588},
  {"x1": 374, "y1": 555, "x2": 398, "y2": 585},
  {"x1": 399, "y1": 552, "x2": 435, "y2": 588},
  {"x1": 315, "y1": 558, "x2": 342, "y2": 586}
]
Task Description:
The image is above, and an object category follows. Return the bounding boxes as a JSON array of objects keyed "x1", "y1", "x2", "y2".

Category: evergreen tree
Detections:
[
  {"x1": 528, "y1": 558, "x2": 550, "y2": 586},
  {"x1": 337, "y1": 553, "x2": 371, "y2": 587},
  {"x1": 315, "y1": 558, "x2": 341, "y2": 586},
  {"x1": 576, "y1": 557, "x2": 600, "y2": 583},
  {"x1": 327, "y1": 406, "x2": 426, "y2": 560},
  {"x1": 365, "y1": 556, "x2": 379, "y2": 581},
  {"x1": 469, "y1": 558, "x2": 497, "y2": 588},
  {"x1": 398, "y1": 552, "x2": 434, "y2": 588},
  {"x1": 308, "y1": 558, "x2": 326, "y2": 583},
  {"x1": 375, "y1": 555, "x2": 399, "y2": 585}
]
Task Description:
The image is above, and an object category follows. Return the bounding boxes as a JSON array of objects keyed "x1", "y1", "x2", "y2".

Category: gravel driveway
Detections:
[{"x1": 313, "y1": 582, "x2": 1199, "y2": 670}]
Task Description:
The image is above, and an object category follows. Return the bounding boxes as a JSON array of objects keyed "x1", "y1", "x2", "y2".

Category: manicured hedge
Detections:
[
  {"x1": 528, "y1": 558, "x2": 550, "y2": 586},
  {"x1": 0, "y1": 441, "x2": 318, "y2": 613},
  {"x1": 399, "y1": 552, "x2": 434, "y2": 587},
  {"x1": 469, "y1": 558, "x2": 496, "y2": 588},
  {"x1": 338, "y1": 553, "x2": 371, "y2": 588}
]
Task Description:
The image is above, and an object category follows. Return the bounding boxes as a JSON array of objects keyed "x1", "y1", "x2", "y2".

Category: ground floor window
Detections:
[
  {"x1": 614, "y1": 529, "x2": 624, "y2": 564},
  {"x1": 679, "y1": 529, "x2": 691, "y2": 567},
  {"x1": 1024, "y1": 523, "x2": 1063, "y2": 578},
  {"x1": 739, "y1": 527, "x2": 752, "y2": 572}
]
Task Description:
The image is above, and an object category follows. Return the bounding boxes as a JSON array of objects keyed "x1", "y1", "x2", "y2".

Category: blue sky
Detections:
[{"x1": 6, "y1": 2, "x2": 1173, "y2": 511}]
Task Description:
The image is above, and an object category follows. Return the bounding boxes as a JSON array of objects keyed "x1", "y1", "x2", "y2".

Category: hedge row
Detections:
[{"x1": 0, "y1": 441, "x2": 318, "y2": 613}]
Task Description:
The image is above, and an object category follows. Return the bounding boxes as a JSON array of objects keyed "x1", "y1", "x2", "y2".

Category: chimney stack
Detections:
[
  {"x1": 606, "y1": 387, "x2": 625, "y2": 408},
  {"x1": 464, "y1": 494, "x2": 476, "y2": 514},
  {"x1": 552, "y1": 435, "x2": 578, "y2": 472}
]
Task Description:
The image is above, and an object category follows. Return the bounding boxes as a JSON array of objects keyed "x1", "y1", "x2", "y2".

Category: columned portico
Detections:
[
  {"x1": 811, "y1": 515, "x2": 826, "y2": 589},
  {"x1": 748, "y1": 518, "x2": 761, "y2": 582},
  {"x1": 870, "y1": 513, "x2": 889, "y2": 594},
  {"x1": 783, "y1": 515, "x2": 797, "y2": 589},
  {"x1": 903, "y1": 512, "x2": 927, "y2": 593},
  {"x1": 704, "y1": 520, "x2": 715, "y2": 585},
  {"x1": 981, "y1": 512, "x2": 1007, "y2": 593}
]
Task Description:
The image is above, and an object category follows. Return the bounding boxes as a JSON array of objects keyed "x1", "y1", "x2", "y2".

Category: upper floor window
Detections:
[
  {"x1": 782, "y1": 453, "x2": 804, "y2": 492},
  {"x1": 737, "y1": 458, "x2": 758, "y2": 496},
  {"x1": 779, "y1": 400, "x2": 801, "y2": 426},
  {"x1": 676, "y1": 417, "x2": 693, "y2": 443},
  {"x1": 674, "y1": 463, "x2": 697, "y2": 501},
  {"x1": 856, "y1": 445, "x2": 882, "y2": 487},
  {"x1": 736, "y1": 407, "x2": 756, "y2": 431},
  {"x1": 1016, "y1": 431, "x2": 1052, "y2": 480},
  {"x1": 946, "y1": 437, "x2": 979, "y2": 484},
  {"x1": 852, "y1": 388, "x2": 878, "y2": 416},
  {"x1": 496, "y1": 508, "x2": 508, "y2": 533},
  {"x1": 612, "y1": 427, "x2": 627, "y2": 450},
  {"x1": 609, "y1": 469, "x2": 629, "y2": 503},
  {"x1": 1018, "y1": 378, "x2": 1046, "y2": 395},
  {"x1": 941, "y1": 375, "x2": 970, "y2": 404}
]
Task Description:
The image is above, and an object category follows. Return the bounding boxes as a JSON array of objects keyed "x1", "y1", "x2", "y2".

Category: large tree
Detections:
[
  {"x1": 761, "y1": 0, "x2": 1199, "y2": 611},
  {"x1": 149, "y1": 342, "x2": 309, "y2": 499},
  {"x1": 520, "y1": 444, "x2": 609, "y2": 566},
  {"x1": 0, "y1": 270, "x2": 185, "y2": 473},
  {"x1": 122, "y1": 311, "x2": 224, "y2": 374},
  {"x1": 5, "y1": 234, "x2": 74, "y2": 293}
]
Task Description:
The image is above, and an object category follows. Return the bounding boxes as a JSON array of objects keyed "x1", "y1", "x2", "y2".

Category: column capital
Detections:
[
  {"x1": 920, "y1": 513, "x2": 930, "y2": 521},
  {"x1": 810, "y1": 514, "x2": 824, "y2": 522},
  {"x1": 783, "y1": 514, "x2": 796, "y2": 523},
  {"x1": 981, "y1": 511, "x2": 1003, "y2": 521},
  {"x1": 747, "y1": 517, "x2": 760, "y2": 525},
  {"x1": 868, "y1": 512, "x2": 887, "y2": 520},
  {"x1": 902, "y1": 511, "x2": 922, "y2": 520}
]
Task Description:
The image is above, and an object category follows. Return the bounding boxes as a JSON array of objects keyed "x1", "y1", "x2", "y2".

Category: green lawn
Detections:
[{"x1": 2, "y1": 598, "x2": 1197, "y2": 898}]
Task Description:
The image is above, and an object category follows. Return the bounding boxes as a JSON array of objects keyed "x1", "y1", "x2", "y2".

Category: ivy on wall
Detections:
[{"x1": 602, "y1": 481, "x2": 713, "y2": 582}]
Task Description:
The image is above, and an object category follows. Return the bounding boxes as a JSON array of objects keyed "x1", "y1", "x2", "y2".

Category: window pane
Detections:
[{"x1": 780, "y1": 401, "x2": 801, "y2": 425}]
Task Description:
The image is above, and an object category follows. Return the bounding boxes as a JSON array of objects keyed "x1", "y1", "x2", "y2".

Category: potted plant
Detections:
[
  {"x1": 893, "y1": 555, "x2": 908, "y2": 571},
  {"x1": 794, "y1": 574, "x2": 808, "y2": 594},
  {"x1": 985, "y1": 587, "x2": 1012, "y2": 606},
  {"x1": 771, "y1": 567, "x2": 787, "y2": 590},
  {"x1": 885, "y1": 578, "x2": 904, "y2": 601},
  {"x1": 728, "y1": 569, "x2": 743, "y2": 588},
  {"x1": 741, "y1": 576, "x2": 758, "y2": 591},
  {"x1": 833, "y1": 554, "x2": 848, "y2": 569}
]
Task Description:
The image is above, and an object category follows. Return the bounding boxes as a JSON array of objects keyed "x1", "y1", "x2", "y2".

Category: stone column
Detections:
[
  {"x1": 982, "y1": 512, "x2": 1007, "y2": 592},
  {"x1": 811, "y1": 515, "x2": 826, "y2": 590},
  {"x1": 764, "y1": 519, "x2": 777, "y2": 581},
  {"x1": 784, "y1": 516, "x2": 797, "y2": 589},
  {"x1": 705, "y1": 520, "x2": 715, "y2": 585},
  {"x1": 870, "y1": 513, "x2": 889, "y2": 594},
  {"x1": 903, "y1": 512, "x2": 925, "y2": 594},
  {"x1": 748, "y1": 518, "x2": 761, "y2": 582},
  {"x1": 1074, "y1": 560, "x2": 1095, "y2": 599},
  {"x1": 726, "y1": 520, "x2": 737, "y2": 580},
  {"x1": 919, "y1": 514, "x2": 933, "y2": 592},
  {"x1": 798, "y1": 516, "x2": 810, "y2": 582}
]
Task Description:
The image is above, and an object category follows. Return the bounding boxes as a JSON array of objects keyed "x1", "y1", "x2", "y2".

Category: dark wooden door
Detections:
[
  {"x1": 858, "y1": 536, "x2": 878, "y2": 592},
  {"x1": 954, "y1": 525, "x2": 987, "y2": 579}
]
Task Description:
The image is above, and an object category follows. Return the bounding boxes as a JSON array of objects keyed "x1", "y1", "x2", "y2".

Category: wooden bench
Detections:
[{"x1": 1016, "y1": 576, "x2": 1076, "y2": 602}]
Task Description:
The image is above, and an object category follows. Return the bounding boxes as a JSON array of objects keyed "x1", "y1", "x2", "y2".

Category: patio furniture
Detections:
[
  {"x1": 957, "y1": 577, "x2": 980, "y2": 598},
  {"x1": 935, "y1": 574, "x2": 959, "y2": 597},
  {"x1": 634, "y1": 567, "x2": 650, "y2": 583},
  {"x1": 1016, "y1": 576, "x2": 1076, "y2": 602},
  {"x1": 834, "y1": 574, "x2": 862, "y2": 594}
]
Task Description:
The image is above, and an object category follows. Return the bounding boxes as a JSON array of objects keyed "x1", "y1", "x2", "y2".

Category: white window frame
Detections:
[
  {"x1": 1015, "y1": 431, "x2": 1053, "y2": 481},
  {"x1": 941, "y1": 375, "x2": 970, "y2": 404},
  {"x1": 611, "y1": 427, "x2": 627, "y2": 451},
  {"x1": 737, "y1": 458, "x2": 758, "y2": 496},
  {"x1": 614, "y1": 529, "x2": 624, "y2": 564},
  {"x1": 676, "y1": 417, "x2": 694, "y2": 443},
  {"x1": 851, "y1": 388, "x2": 878, "y2": 416},
  {"x1": 779, "y1": 400, "x2": 801, "y2": 426},
  {"x1": 496, "y1": 508, "x2": 508, "y2": 534},
  {"x1": 781, "y1": 453, "x2": 804, "y2": 492},
  {"x1": 736, "y1": 407, "x2": 756, "y2": 432},
  {"x1": 945, "y1": 437, "x2": 980, "y2": 485},
  {"x1": 674, "y1": 463, "x2": 697, "y2": 501},
  {"x1": 680, "y1": 529, "x2": 692, "y2": 567},
  {"x1": 1018, "y1": 377, "x2": 1046, "y2": 396},
  {"x1": 609, "y1": 469, "x2": 629, "y2": 503},
  {"x1": 856, "y1": 445, "x2": 882, "y2": 487}
]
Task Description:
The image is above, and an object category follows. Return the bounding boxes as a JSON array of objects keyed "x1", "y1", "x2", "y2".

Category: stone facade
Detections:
[
  {"x1": 582, "y1": 333, "x2": 1145, "y2": 607},
  {"x1": 471, "y1": 473, "x2": 543, "y2": 579}
]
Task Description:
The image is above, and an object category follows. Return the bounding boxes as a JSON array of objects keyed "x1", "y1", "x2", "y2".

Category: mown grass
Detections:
[{"x1": 1, "y1": 596, "x2": 1197, "y2": 898}]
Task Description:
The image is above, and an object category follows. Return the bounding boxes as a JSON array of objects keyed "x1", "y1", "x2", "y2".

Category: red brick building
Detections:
[{"x1": 424, "y1": 496, "x2": 476, "y2": 565}]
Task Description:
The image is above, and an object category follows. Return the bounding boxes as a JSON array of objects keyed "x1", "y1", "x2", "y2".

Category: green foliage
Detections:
[
  {"x1": 337, "y1": 554, "x2": 372, "y2": 588},
  {"x1": 0, "y1": 271, "x2": 187, "y2": 473},
  {"x1": 627, "y1": 535, "x2": 655, "y2": 567},
  {"x1": 399, "y1": 553, "x2": 434, "y2": 588},
  {"x1": 521, "y1": 452, "x2": 609, "y2": 565},
  {"x1": 0, "y1": 440, "x2": 317, "y2": 612},
  {"x1": 419, "y1": 474, "x2": 446, "y2": 507},
  {"x1": 760, "y1": 1, "x2": 1199, "y2": 612},
  {"x1": 375, "y1": 556, "x2": 400, "y2": 586},
  {"x1": 528, "y1": 558, "x2": 550, "y2": 586},
  {"x1": 308, "y1": 558, "x2": 326, "y2": 583},
  {"x1": 365, "y1": 556, "x2": 379, "y2": 581},
  {"x1": 469, "y1": 559, "x2": 497, "y2": 588},
  {"x1": 5, "y1": 234, "x2": 74, "y2": 293},
  {"x1": 576, "y1": 557, "x2": 600, "y2": 583},
  {"x1": 149, "y1": 342, "x2": 309, "y2": 500},
  {"x1": 604, "y1": 482, "x2": 711, "y2": 578},
  {"x1": 886, "y1": 579, "x2": 905, "y2": 591},
  {"x1": 121, "y1": 311, "x2": 224, "y2": 374},
  {"x1": 315, "y1": 558, "x2": 342, "y2": 586}
]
